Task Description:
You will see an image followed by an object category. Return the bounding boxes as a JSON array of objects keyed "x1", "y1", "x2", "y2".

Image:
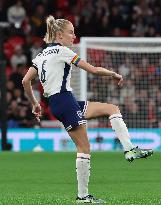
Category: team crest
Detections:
[{"x1": 77, "y1": 111, "x2": 83, "y2": 118}]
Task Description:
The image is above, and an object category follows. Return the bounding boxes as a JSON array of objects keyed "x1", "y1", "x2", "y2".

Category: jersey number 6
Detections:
[{"x1": 41, "y1": 60, "x2": 47, "y2": 83}]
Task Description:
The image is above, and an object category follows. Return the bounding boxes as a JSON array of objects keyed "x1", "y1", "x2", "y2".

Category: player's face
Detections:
[{"x1": 61, "y1": 23, "x2": 76, "y2": 46}]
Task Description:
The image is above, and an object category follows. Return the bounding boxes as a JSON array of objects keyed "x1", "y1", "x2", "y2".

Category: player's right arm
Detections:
[
  {"x1": 22, "y1": 67, "x2": 41, "y2": 122},
  {"x1": 77, "y1": 59, "x2": 123, "y2": 87}
]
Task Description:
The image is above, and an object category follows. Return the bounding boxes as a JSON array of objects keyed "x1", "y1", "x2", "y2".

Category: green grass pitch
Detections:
[{"x1": 0, "y1": 152, "x2": 161, "y2": 205}]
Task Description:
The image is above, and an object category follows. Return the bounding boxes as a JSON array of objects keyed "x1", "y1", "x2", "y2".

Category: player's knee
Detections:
[{"x1": 107, "y1": 104, "x2": 120, "y2": 115}]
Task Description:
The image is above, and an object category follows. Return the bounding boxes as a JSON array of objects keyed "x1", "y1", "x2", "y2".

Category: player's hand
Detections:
[
  {"x1": 32, "y1": 102, "x2": 42, "y2": 122},
  {"x1": 113, "y1": 73, "x2": 124, "y2": 87}
]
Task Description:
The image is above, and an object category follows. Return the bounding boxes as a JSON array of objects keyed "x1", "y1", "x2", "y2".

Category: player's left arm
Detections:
[
  {"x1": 77, "y1": 59, "x2": 123, "y2": 87},
  {"x1": 62, "y1": 47, "x2": 123, "y2": 86},
  {"x1": 22, "y1": 67, "x2": 41, "y2": 122}
]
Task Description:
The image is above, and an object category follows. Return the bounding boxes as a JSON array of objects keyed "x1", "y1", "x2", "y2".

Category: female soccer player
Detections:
[{"x1": 22, "y1": 15, "x2": 153, "y2": 203}]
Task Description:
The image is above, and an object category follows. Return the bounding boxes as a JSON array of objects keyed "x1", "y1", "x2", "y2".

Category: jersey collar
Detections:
[{"x1": 47, "y1": 43, "x2": 62, "y2": 47}]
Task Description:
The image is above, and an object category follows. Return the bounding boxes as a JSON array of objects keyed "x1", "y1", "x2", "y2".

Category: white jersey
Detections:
[{"x1": 32, "y1": 43, "x2": 81, "y2": 97}]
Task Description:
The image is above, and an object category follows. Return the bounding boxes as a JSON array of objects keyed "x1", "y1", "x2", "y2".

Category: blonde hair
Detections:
[{"x1": 44, "y1": 15, "x2": 70, "y2": 43}]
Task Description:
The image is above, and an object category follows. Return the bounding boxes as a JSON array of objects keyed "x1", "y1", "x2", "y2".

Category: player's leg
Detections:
[
  {"x1": 68, "y1": 125, "x2": 90, "y2": 200},
  {"x1": 84, "y1": 102, "x2": 121, "y2": 119},
  {"x1": 84, "y1": 102, "x2": 153, "y2": 162},
  {"x1": 68, "y1": 124, "x2": 105, "y2": 203},
  {"x1": 84, "y1": 102, "x2": 134, "y2": 151},
  {"x1": 49, "y1": 93, "x2": 105, "y2": 202},
  {"x1": 68, "y1": 124, "x2": 90, "y2": 154}
]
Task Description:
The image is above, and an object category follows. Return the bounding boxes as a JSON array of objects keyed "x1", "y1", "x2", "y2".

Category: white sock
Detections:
[
  {"x1": 109, "y1": 114, "x2": 134, "y2": 151},
  {"x1": 76, "y1": 153, "x2": 90, "y2": 198}
]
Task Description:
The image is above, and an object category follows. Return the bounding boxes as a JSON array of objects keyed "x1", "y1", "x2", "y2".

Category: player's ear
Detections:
[{"x1": 57, "y1": 31, "x2": 63, "y2": 39}]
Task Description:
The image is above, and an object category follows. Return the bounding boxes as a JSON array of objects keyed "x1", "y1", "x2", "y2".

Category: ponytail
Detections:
[{"x1": 44, "y1": 15, "x2": 70, "y2": 43}]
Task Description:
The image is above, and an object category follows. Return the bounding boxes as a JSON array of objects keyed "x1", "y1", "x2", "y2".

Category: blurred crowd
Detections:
[
  {"x1": 87, "y1": 52, "x2": 161, "y2": 128},
  {"x1": 1, "y1": 0, "x2": 161, "y2": 38},
  {"x1": 0, "y1": 0, "x2": 161, "y2": 128}
]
